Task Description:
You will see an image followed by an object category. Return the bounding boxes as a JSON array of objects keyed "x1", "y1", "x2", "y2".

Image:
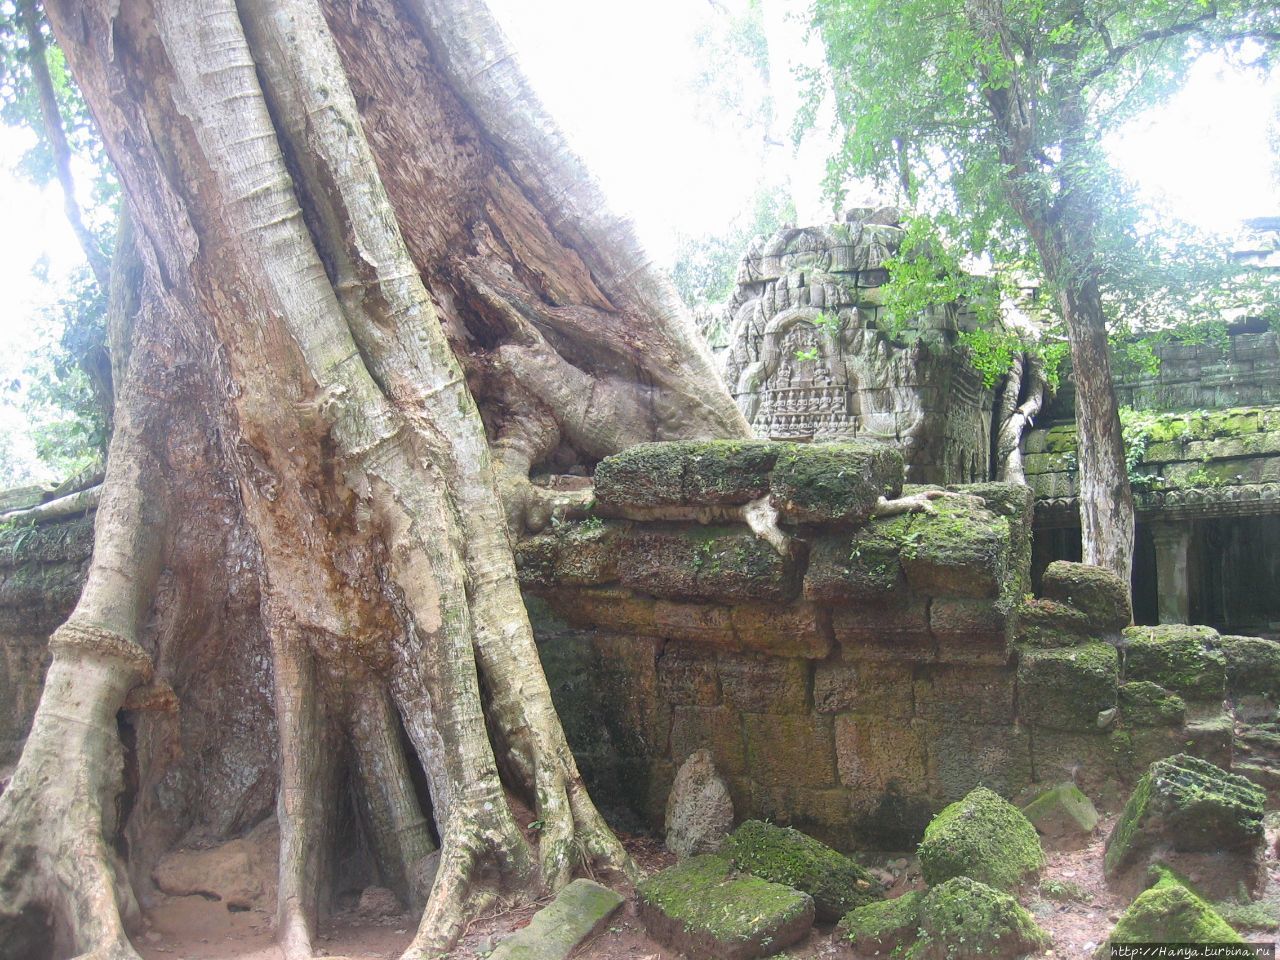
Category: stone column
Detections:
[{"x1": 1150, "y1": 522, "x2": 1190, "y2": 625}]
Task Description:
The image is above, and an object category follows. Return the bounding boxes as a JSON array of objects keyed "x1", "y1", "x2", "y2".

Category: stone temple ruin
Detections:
[{"x1": 3, "y1": 210, "x2": 1280, "y2": 957}]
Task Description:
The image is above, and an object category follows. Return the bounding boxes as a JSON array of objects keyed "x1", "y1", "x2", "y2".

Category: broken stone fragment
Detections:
[
  {"x1": 1020, "y1": 782, "x2": 1099, "y2": 849},
  {"x1": 723, "y1": 819, "x2": 882, "y2": 921},
  {"x1": 1122, "y1": 624, "x2": 1227, "y2": 702},
  {"x1": 1103, "y1": 754, "x2": 1266, "y2": 879},
  {"x1": 917, "y1": 786, "x2": 1045, "y2": 891},
  {"x1": 1101, "y1": 870, "x2": 1242, "y2": 953},
  {"x1": 837, "y1": 889, "x2": 923, "y2": 955},
  {"x1": 911, "y1": 876, "x2": 1050, "y2": 960},
  {"x1": 665, "y1": 748, "x2": 734, "y2": 858},
  {"x1": 488, "y1": 878, "x2": 624, "y2": 960},
  {"x1": 636, "y1": 854, "x2": 814, "y2": 960}
]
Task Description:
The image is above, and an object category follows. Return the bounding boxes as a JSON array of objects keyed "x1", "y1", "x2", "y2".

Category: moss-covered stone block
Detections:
[
  {"x1": 930, "y1": 597, "x2": 1013, "y2": 664},
  {"x1": 769, "y1": 441, "x2": 903, "y2": 525},
  {"x1": 1105, "y1": 871, "x2": 1243, "y2": 948},
  {"x1": 803, "y1": 525, "x2": 904, "y2": 604},
  {"x1": 1041, "y1": 561, "x2": 1132, "y2": 633},
  {"x1": 1015, "y1": 598, "x2": 1095, "y2": 648},
  {"x1": 636, "y1": 855, "x2": 815, "y2": 960},
  {"x1": 514, "y1": 522, "x2": 624, "y2": 589},
  {"x1": 723, "y1": 820, "x2": 881, "y2": 922},
  {"x1": 894, "y1": 497, "x2": 1010, "y2": 599},
  {"x1": 917, "y1": 786, "x2": 1045, "y2": 891},
  {"x1": 910, "y1": 877, "x2": 1050, "y2": 960},
  {"x1": 618, "y1": 527, "x2": 799, "y2": 604},
  {"x1": 1020, "y1": 782, "x2": 1099, "y2": 848},
  {"x1": 837, "y1": 891, "x2": 923, "y2": 956},
  {"x1": 1017, "y1": 643, "x2": 1119, "y2": 732},
  {"x1": 1123, "y1": 624, "x2": 1226, "y2": 702},
  {"x1": 1221, "y1": 634, "x2": 1280, "y2": 699},
  {"x1": 489, "y1": 878, "x2": 624, "y2": 960},
  {"x1": 593, "y1": 440, "x2": 780, "y2": 510},
  {"x1": 1104, "y1": 754, "x2": 1266, "y2": 878},
  {"x1": 1119, "y1": 681, "x2": 1186, "y2": 727}
]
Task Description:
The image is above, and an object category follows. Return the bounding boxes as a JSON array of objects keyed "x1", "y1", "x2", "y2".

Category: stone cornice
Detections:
[{"x1": 1034, "y1": 482, "x2": 1280, "y2": 528}]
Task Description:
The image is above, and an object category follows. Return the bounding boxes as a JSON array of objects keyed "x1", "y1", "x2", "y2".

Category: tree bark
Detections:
[{"x1": 0, "y1": 1, "x2": 749, "y2": 958}]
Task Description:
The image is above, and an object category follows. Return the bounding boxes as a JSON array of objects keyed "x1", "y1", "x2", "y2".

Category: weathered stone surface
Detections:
[
  {"x1": 636, "y1": 855, "x2": 814, "y2": 960},
  {"x1": 1041, "y1": 561, "x2": 1132, "y2": 633},
  {"x1": 923, "y1": 721, "x2": 1033, "y2": 802},
  {"x1": 1104, "y1": 871, "x2": 1242, "y2": 948},
  {"x1": 618, "y1": 527, "x2": 799, "y2": 604},
  {"x1": 489, "y1": 879, "x2": 625, "y2": 960},
  {"x1": 1015, "y1": 597, "x2": 1094, "y2": 648},
  {"x1": 803, "y1": 526, "x2": 904, "y2": 603},
  {"x1": 653, "y1": 601, "x2": 736, "y2": 647},
  {"x1": 918, "y1": 787, "x2": 1045, "y2": 891},
  {"x1": 729, "y1": 602, "x2": 832, "y2": 659},
  {"x1": 1123, "y1": 624, "x2": 1226, "y2": 702},
  {"x1": 834, "y1": 715, "x2": 928, "y2": 793},
  {"x1": 1118, "y1": 681, "x2": 1186, "y2": 727},
  {"x1": 355, "y1": 886, "x2": 402, "y2": 918},
  {"x1": 1221, "y1": 634, "x2": 1280, "y2": 698},
  {"x1": 744, "y1": 714, "x2": 837, "y2": 787},
  {"x1": 832, "y1": 598, "x2": 933, "y2": 660},
  {"x1": 515, "y1": 522, "x2": 623, "y2": 589},
  {"x1": 930, "y1": 597, "x2": 1013, "y2": 664},
  {"x1": 717, "y1": 653, "x2": 808, "y2": 714},
  {"x1": 152, "y1": 817, "x2": 279, "y2": 911},
  {"x1": 1020, "y1": 782, "x2": 1099, "y2": 848},
  {"x1": 657, "y1": 643, "x2": 720, "y2": 706},
  {"x1": 837, "y1": 891, "x2": 923, "y2": 956},
  {"x1": 891, "y1": 496, "x2": 1010, "y2": 599},
  {"x1": 724, "y1": 819, "x2": 881, "y2": 922},
  {"x1": 665, "y1": 749, "x2": 735, "y2": 858},
  {"x1": 769, "y1": 441, "x2": 904, "y2": 525},
  {"x1": 813, "y1": 661, "x2": 913, "y2": 718},
  {"x1": 914, "y1": 665, "x2": 1014, "y2": 724},
  {"x1": 911, "y1": 877, "x2": 1050, "y2": 960},
  {"x1": 669, "y1": 706, "x2": 745, "y2": 776},
  {"x1": 593, "y1": 440, "x2": 780, "y2": 510},
  {"x1": 1104, "y1": 754, "x2": 1266, "y2": 878},
  {"x1": 1017, "y1": 643, "x2": 1119, "y2": 731},
  {"x1": 550, "y1": 587, "x2": 656, "y2": 635}
]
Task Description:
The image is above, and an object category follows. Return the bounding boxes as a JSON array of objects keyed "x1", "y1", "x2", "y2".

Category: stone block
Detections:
[
  {"x1": 923, "y1": 721, "x2": 1033, "y2": 802},
  {"x1": 1020, "y1": 782, "x2": 1099, "y2": 849},
  {"x1": 669, "y1": 706, "x2": 745, "y2": 776},
  {"x1": 832, "y1": 598, "x2": 933, "y2": 661},
  {"x1": 489, "y1": 879, "x2": 624, "y2": 960},
  {"x1": 593, "y1": 440, "x2": 779, "y2": 510},
  {"x1": 813, "y1": 661, "x2": 913, "y2": 718},
  {"x1": 895, "y1": 497, "x2": 1010, "y2": 599},
  {"x1": 514, "y1": 522, "x2": 623, "y2": 589},
  {"x1": 838, "y1": 891, "x2": 923, "y2": 957},
  {"x1": 717, "y1": 653, "x2": 809, "y2": 714},
  {"x1": 930, "y1": 597, "x2": 1012, "y2": 663},
  {"x1": 1122, "y1": 624, "x2": 1226, "y2": 702},
  {"x1": 637, "y1": 855, "x2": 814, "y2": 960},
  {"x1": 665, "y1": 749, "x2": 734, "y2": 858},
  {"x1": 1017, "y1": 643, "x2": 1119, "y2": 732},
  {"x1": 918, "y1": 786, "x2": 1045, "y2": 891},
  {"x1": 914, "y1": 665, "x2": 1015, "y2": 724},
  {"x1": 834, "y1": 714, "x2": 928, "y2": 794},
  {"x1": 1041, "y1": 561, "x2": 1132, "y2": 633},
  {"x1": 549, "y1": 587, "x2": 655, "y2": 635},
  {"x1": 912, "y1": 878, "x2": 1049, "y2": 959},
  {"x1": 724, "y1": 819, "x2": 881, "y2": 922},
  {"x1": 1118, "y1": 681, "x2": 1186, "y2": 727},
  {"x1": 653, "y1": 601, "x2": 736, "y2": 647},
  {"x1": 1104, "y1": 754, "x2": 1266, "y2": 878},
  {"x1": 1221, "y1": 634, "x2": 1280, "y2": 699},
  {"x1": 743, "y1": 714, "x2": 837, "y2": 788},
  {"x1": 618, "y1": 527, "x2": 799, "y2": 604},
  {"x1": 803, "y1": 529, "x2": 904, "y2": 604},
  {"x1": 1104, "y1": 872, "x2": 1242, "y2": 948},
  {"x1": 657, "y1": 642, "x2": 720, "y2": 706},
  {"x1": 1015, "y1": 598, "x2": 1094, "y2": 648},
  {"x1": 729, "y1": 602, "x2": 832, "y2": 659},
  {"x1": 769, "y1": 441, "x2": 903, "y2": 525}
]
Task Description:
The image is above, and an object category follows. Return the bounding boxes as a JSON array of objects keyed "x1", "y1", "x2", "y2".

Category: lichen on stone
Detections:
[
  {"x1": 1118, "y1": 680, "x2": 1186, "y2": 727},
  {"x1": 917, "y1": 786, "x2": 1045, "y2": 891},
  {"x1": 1122, "y1": 624, "x2": 1226, "y2": 702},
  {"x1": 723, "y1": 819, "x2": 881, "y2": 922}
]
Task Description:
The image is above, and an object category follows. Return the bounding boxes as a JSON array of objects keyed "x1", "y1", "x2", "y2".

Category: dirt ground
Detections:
[{"x1": 133, "y1": 820, "x2": 1280, "y2": 960}]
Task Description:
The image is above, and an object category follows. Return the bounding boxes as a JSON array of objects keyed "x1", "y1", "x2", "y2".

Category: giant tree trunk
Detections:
[{"x1": 0, "y1": 1, "x2": 748, "y2": 958}]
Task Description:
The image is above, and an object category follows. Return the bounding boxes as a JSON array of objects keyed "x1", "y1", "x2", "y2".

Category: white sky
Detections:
[{"x1": 0, "y1": 3, "x2": 1277, "y2": 466}]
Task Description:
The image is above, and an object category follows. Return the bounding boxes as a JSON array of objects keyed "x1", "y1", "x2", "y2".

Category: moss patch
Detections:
[
  {"x1": 837, "y1": 891, "x2": 922, "y2": 956},
  {"x1": 1107, "y1": 871, "x2": 1242, "y2": 946},
  {"x1": 1122, "y1": 624, "x2": 1226, "y2": 702},
  {"x1": 1119, "y1": 681, "x2": 1186, "y2": 727},
  {"x1": 889, "y1": 495, "x2": 1011, "y2": 599},
  {"x1": 636, "y1": 855, "x2": 814, "y2": 960},
  {"x1": 1041, "y1": 561, "x2": 1132, "y2": 633},
  {"x1": 724, "y1": 820, "x2": 881, "y2": 922},
  {"x1": 918, "y1": 786, "x2": 1045, "y2": 891},
  {"x1": 768, "y1": 441, "x2": 904, "y2": 525},
  {"x1": 1020, "y1": 782, "x2": 1099, "y2": 845},
  {"x1": 1017, "y1": 642, "x2": 1119, "y2": 731},
  {"x1": 1221, "y1": 634, "x2": 1280, "y2": 699},
  {"x1": 1015, "y1": 597, "x2": 1095, "y2": 648},
  {"x1": 910, "y1": 877, "x2": 1050, "y2": 960},
  {"x1": 593, "y1": 440, "x2": 781, "y2": 509}
]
